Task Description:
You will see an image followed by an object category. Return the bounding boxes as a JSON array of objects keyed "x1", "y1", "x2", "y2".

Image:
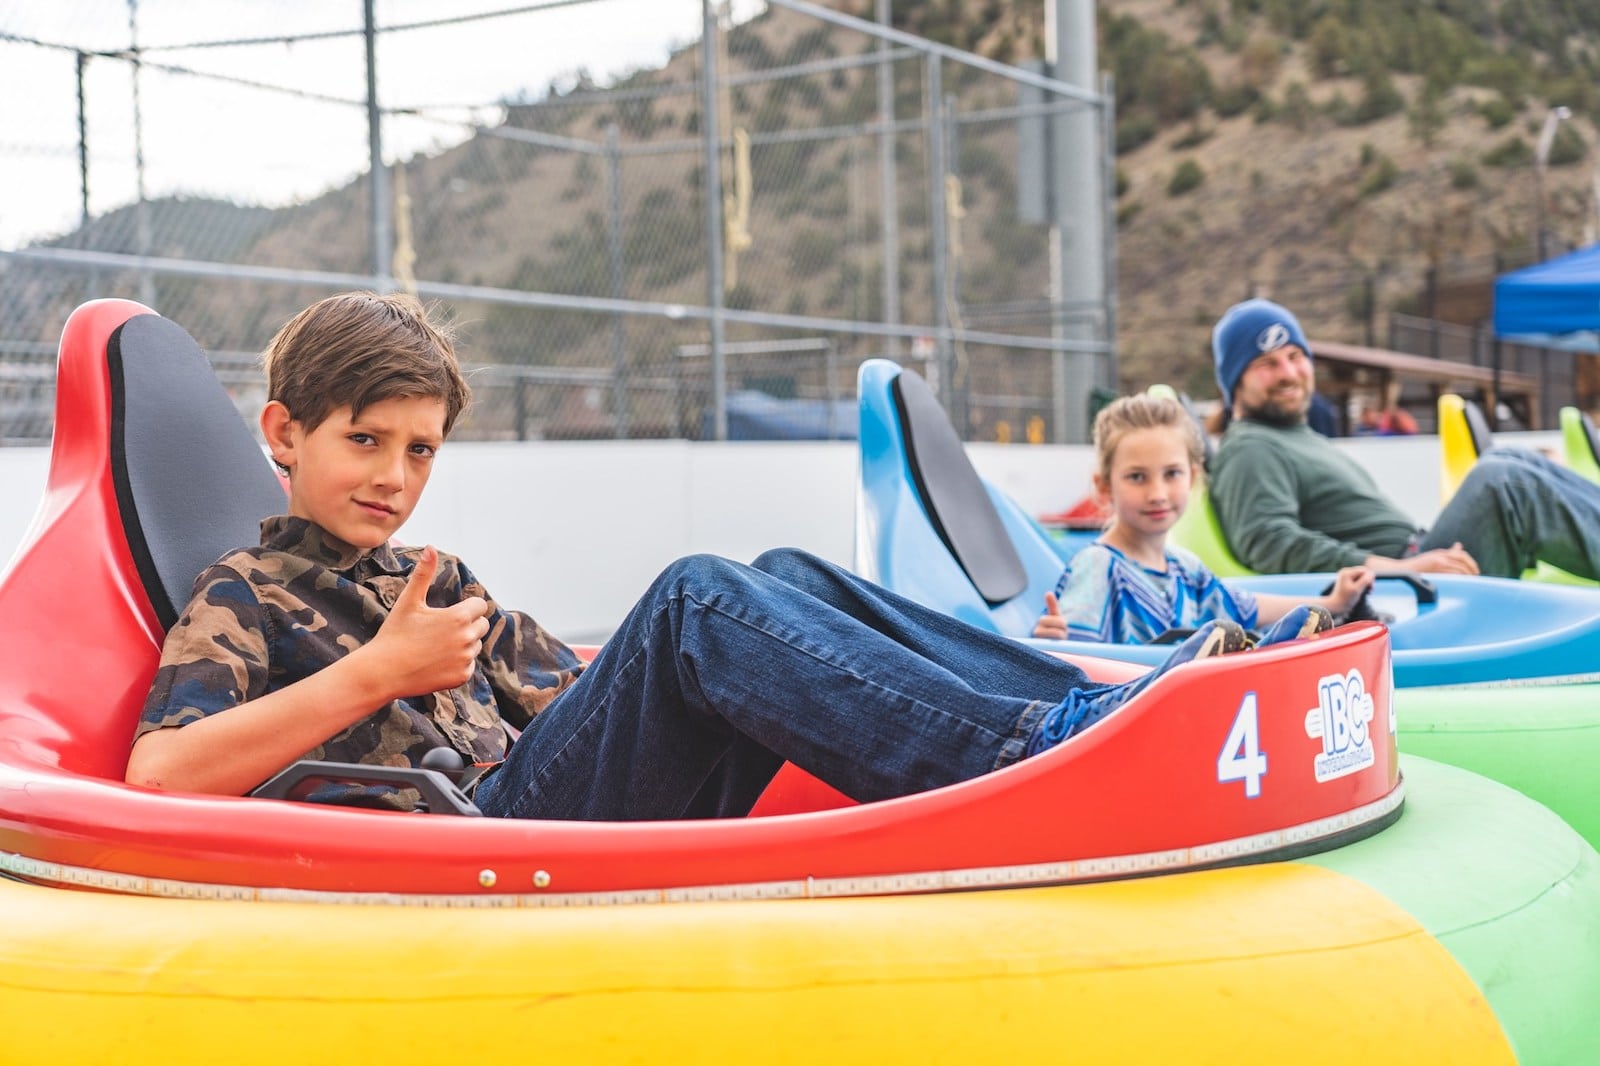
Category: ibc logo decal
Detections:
[{"x1": 1304, "y1": 670, "x2": 1375, "y2": 783}]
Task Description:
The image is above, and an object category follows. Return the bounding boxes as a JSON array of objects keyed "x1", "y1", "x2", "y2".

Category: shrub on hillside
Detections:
[
  {"x1": 1274, "y1": 80, "x2": 1313, "y2": 130},
  {"x1": 1356, "y1": 155, "x2": 1399, "y2": 198},
  {"x1": 1237, "y1": 35, "x2": 1283, "y2": 89},
  {"x1": 1450, "y1": 158, "x2": 1481, "y2": 189},
  {"x1": 1213, "y1": 82, "x2": 1259, "y2": 118},
  {"x1": 1167, "y1": 159, "x2": 1205, "y2": 196},
  {"x1": 1461, "y1": 54, "x2": 1530, "y2": 107},
  {"x1": 1408, "y1": 83, "x2": 1447, "y2": 146},
  {"x1": 1349, "y1": 71, "x2": 1405, "y2": 125},
  {"x1": 1117, "y1": 114, "x2": 1160, "y2": 153},
  {"x1": 1478, "y1": 95, "x2": 1516, "y2": 129},
  {"x1": 1103, "y1": 12, "x2": 1213, "y2": 122},
  {"x1": 1547, "y1": 123, "x2": 1588, "y2": 167},
  {"x1": 1149, "y1": 53, "x2": 1214, "y2": 121},
  {"x1": 1482, "y1": 135, "x2": 1533, "y2": 167},
  {"x1": 1306, "y1": 16, "x2": 1347, "y2": 79}
]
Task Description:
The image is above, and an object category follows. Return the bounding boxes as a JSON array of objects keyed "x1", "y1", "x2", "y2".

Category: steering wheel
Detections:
[{"x1": 1321, "y1": 571, "x2": 1437, "y2": 624}]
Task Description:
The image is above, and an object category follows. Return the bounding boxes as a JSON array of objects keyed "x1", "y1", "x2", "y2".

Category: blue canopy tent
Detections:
[
  {"x1": 1493, "y1": 242, "x2": 1600, "y2": 351},
  {"x1": 1487, "y1": 242, "x2": 1600, "y2": 428}
]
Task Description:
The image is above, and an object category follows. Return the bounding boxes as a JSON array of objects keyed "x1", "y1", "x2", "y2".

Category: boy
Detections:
[{"x1": 128, "y1": 290, "x2": 1243, "y2": 820}]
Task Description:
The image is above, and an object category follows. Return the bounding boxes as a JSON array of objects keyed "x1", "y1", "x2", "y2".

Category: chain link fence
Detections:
[{"x1": 1, "y1": 0, "x2": 1114, "y2": 446}]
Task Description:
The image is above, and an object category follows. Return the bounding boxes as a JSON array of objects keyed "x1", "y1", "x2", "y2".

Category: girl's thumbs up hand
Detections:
[{"x1": 1032, "y1": 591, "x2": 1068, "y2": 640}]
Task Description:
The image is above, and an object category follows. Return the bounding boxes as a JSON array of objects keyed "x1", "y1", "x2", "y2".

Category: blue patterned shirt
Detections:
[{"x1": 1052, "y1": 541, "x2": 1259, "y2": 644}]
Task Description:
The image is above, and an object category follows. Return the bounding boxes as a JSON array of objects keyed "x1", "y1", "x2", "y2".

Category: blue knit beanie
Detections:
[{"x1": 1211, "y1": 298, "x2": 1311, "y2": 407}]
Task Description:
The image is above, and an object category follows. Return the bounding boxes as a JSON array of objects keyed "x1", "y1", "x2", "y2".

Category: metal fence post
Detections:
[
  {"x1": 876, "y1": 0, "x2": 900, "y2": 359},
  {"x1": 925, "y1": 58, "x2": 951, "y2": 407},
  {"x1": 364, "y1": 0, "x2": 392, "y2": 291},
  {"x1": 1047, "y1": 0, "x2": 1107, "y2": 442},
  {"x1": 943, "y1": 90, "x2": 969, "y2": 432},
  {"x1": 606, "y1": 123, "x2": 629, "y2": 439},
  {"x1": 1364, "y1": 274, "x2": 1376, "y2": 347},
  {"x1": 75, "y1": 52, "x2": 90, "y2": 230},
  {"x1": 126, "y1": 0, "x2": 155, "y2": 308},
  {"x1": 700, "y1": 0, "x2": 728, "y2": 441},
  {"x1": 1099, "y1": 71, "x2": 1118, "y2": 393},
  {"x1": 825, "y1": 339, "x2": 840, "y2": 438}
]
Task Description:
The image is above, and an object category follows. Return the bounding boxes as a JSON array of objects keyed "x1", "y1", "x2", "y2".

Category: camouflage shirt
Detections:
[{"x1": 137, "y1": 515, "x2": 584, "y2": 808}]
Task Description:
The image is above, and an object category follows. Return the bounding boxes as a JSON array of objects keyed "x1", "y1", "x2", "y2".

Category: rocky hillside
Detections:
[
  {"x1": 19, "y1": 0, "x2": 1599, "y2": 413},
  {"x1": 878, "y1": 0, "x2": 1600, "y2": 396},
  {"x1": 1104, "y1": 0, "x2": 1596, "y2": 396}
]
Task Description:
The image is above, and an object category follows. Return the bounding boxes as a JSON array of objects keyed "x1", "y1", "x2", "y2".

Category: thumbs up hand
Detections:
[
  {"x1": 369, "y1": 546, "x2": 491, "y2": 700},
  {"x1": 1032, "y1": 591, "x2": 1068, "y2": 640}
]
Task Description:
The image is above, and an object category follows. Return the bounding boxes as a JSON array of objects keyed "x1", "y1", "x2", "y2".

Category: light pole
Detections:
[{"x1": 1534, "y1": 105, "x2": 1571, "y2": 261}]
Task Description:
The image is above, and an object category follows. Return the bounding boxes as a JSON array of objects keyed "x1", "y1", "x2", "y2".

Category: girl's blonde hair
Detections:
[{"x1": 1092, "y1": 393, "x2": 1206, "y2": 483}]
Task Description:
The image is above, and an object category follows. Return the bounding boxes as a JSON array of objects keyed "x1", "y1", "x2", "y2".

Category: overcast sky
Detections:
[{"x1": 0, "y1": 0, "x2": 766, "y2": 250}]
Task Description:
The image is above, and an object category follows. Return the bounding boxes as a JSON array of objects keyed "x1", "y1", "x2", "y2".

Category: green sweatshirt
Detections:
[{"x1": 1209, "y1": 419, "x2": 1418, "y2": 573}]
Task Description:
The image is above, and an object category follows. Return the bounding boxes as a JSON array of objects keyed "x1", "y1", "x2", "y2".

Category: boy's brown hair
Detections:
[{"x1": 262, "y1": 290, "x2": 471, "y2": 434}]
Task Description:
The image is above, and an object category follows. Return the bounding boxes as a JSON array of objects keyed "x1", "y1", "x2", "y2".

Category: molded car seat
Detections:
[
  {"x1": 1561, "y1": 405, "x2": 1600, "y2": 484},
  {"x1": 0, "y1": 300, "x2": 285, "y2": 780},
  {"x1": 1434, "y1": 393, "x2": 1591, "y2": 586},
  {"x1": 1437, "y1": 393, "x2": 1493, "y2": 503},
  {"x1": 854, "y1": 359, "x2": 1065, "y2": 634}
]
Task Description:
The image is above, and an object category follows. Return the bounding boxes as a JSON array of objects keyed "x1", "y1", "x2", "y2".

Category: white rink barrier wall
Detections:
[{"x1": 0, "y1": 433, "x2": 1557, "y2": 642}]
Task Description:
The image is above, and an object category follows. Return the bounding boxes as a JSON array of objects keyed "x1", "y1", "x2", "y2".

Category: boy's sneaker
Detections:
[
  {"x1": 1027, "y1": 619, "x2": 1248, "y2": 754},
  {"x1": 1253, "y1": 605, "x2": 1335, "y2": 648}
]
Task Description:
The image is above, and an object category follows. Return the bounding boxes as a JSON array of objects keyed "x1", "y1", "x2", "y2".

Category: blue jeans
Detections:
[
  {"x1": 473, "y1": 549, "x2": 1074, "y2": 821},
  {"x1": 1422, "y1": 448, "x2": 1600, "y2": 579}
]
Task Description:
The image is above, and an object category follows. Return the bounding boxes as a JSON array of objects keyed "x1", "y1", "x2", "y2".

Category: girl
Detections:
[{"x1": 1034, "y1": 393, "x2": 1373, "y2": 644}]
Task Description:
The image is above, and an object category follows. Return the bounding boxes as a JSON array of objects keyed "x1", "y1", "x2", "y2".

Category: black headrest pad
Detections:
[
  {"x1": 893, "y1": 368, "x2": 1027, "y2": 605},
  {"x1": 108, "y1": 314, "x2": 286, "y2": 630},
  {"x1": 1464, "y1": 399, "x2": 1494, "y2": 455}
]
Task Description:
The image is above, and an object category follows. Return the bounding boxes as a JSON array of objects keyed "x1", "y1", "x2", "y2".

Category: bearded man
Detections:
[{"x1": 1207, "y1": 298, "x2": 1600, "y2": 579}]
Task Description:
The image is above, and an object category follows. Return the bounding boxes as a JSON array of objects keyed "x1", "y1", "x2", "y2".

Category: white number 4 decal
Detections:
[{"x1": 1218, "y1": 692, "x2": 1267, "y2": 798}]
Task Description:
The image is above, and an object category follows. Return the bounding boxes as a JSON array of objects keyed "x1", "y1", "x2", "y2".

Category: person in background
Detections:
[
  {"x1": 1208, "y1": 297, "x2": 1600, "y2": 578},
  {"x1": 1307, "y1": 390, "x2": 1342, "y2": 437},
  {"x1": 1355, "y1": 383, "x2": 1418, "y2": 436},
  {"x1": 1033, "y1": 393, "x2": 1371, "y2": 644}
]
